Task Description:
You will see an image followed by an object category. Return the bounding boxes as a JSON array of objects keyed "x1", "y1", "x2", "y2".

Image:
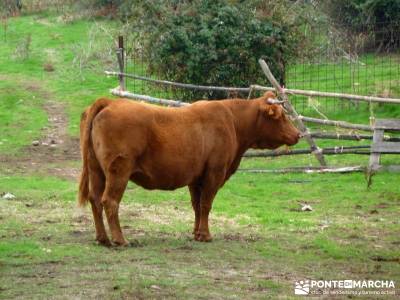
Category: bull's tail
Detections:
[{"x1": 78, "y1": 98, "x2": 113, "y2": 206}]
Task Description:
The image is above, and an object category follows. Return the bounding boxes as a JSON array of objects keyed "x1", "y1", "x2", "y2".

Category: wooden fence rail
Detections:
[
  {"x1": 251, "y1": 85, "x2": 400, "y2": 104},
  {"x1": 239, "y1": 166, "x2": 364, "y2": 174},
  {"x1": 309, "y1": 132, "x2": 400, "y2": 141},
  {"x1": 110, "y1": 89, "x2": 190, "y2": 107},
  {"x1": 105, "y1": 71, "x2": 250, "y2": 93},
  {"x1": 299, "y1": 116, "x2": 373, "y2": 131},
  {"x1": 105, "y1": 71, "x2": 400, "y2": 104},
  {"x1": 244, "y1": 145, "x2": 371, "y2": 158}
]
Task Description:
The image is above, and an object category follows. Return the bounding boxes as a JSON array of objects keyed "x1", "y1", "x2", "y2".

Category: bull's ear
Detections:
[{"x1": 265, "y1": 104, "x2": 282, "y2": 120}]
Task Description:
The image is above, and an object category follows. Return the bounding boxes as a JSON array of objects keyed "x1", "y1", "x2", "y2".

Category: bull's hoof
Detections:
[
  {"x1": 112, "y1": 239, "x2": 129, "y2": 247},
  {"x1": 96, "y1": 237, "x2": 112, "y2": 247},
  {"x1": 194, "y1": 232, "x2": 212, "y2": 242}
]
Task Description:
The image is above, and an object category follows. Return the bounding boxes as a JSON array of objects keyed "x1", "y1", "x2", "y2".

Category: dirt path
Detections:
[
  {"x1": 23, "y1": 99, "x2": 81, "y2": 178},
  {"x1": 0, "y1": 81, "x2": 81, "y2": 180}
]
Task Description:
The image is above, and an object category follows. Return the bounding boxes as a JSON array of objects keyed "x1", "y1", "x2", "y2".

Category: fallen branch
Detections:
[
  {"x1": 251, "y1": 85, "x2": 400, "y2": 105},
  {"x1": 244, "y1": 145, "x2": 371, "y2": 157},
  {"x1": 110, "y1": 88, "x2": 189, "y2": 107},
  {"x1": 106, "y1": 71, "x2": 250, "y2": 93},
  {"x1": 310, "y1": 132, "x2": 371, "y2": 140},
  {"x1": 299, "y1": 116, "x2": 373, "y2": 131},
  {"x1": 310, "y1": 132, "x2": 400, "y2": 141},
  {"x1": 239, "y1": 166, "x2": 365, "y2": 174}
]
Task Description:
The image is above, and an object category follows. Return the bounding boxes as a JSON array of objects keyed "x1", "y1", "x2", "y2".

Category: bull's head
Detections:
[{"x1": 252, "y1": 91, "x2": 300, "y2": 149}]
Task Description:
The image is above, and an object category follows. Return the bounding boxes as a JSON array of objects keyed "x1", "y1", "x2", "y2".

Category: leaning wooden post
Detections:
[
  {"x1": 258, "y1": 59, "x2": 327, "y2": 166},
  {"x1": 116, "y1": 35, "x2": 125, "y2": 91}
]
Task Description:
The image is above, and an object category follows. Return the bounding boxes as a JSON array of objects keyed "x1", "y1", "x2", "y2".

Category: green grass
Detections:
[
  {"x1": 0, "y1": 80, "x2": 47, "y2": 154},
  {"x1": 0, "y1": 172, "x2": 399, "y2": 299},
  {"x1": 0, "y1": 12, "x2": 399, "y2": 299},
  {"x1": 0, "y1": 14, "x2": 118, "y2": 137}
]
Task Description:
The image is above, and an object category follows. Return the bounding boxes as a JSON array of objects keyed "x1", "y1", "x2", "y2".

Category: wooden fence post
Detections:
[
  {"x1": 258, "y1": 59, "x2": 327, "y2": 167},
  {"x1": 116, "y1": 35, "x2": 125, "y2": 91}
]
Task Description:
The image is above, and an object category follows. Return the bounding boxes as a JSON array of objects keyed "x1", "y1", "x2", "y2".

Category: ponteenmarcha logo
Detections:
[
  {"x1": 294, "y1": 279, "x2": 396, "y2": 296},
  {"x1": 294, "y1": 280, "x2": 310, "y2": 295}
]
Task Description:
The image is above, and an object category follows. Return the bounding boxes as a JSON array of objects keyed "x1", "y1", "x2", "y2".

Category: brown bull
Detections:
[{"x1": 78, "y1": 92, "x2": 300, "y2": 246}]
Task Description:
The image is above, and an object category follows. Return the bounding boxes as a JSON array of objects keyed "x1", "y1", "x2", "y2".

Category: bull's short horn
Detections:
[{"x1": 267, "y1": 98, "x2": 285, "y2": 104}]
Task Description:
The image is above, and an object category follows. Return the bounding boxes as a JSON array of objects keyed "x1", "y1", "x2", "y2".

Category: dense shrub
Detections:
[{"x1": 123, "y1": 0, "x2": 306, "y2": 99}]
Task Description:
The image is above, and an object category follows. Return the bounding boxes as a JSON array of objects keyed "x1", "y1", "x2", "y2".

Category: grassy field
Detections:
[{"x1": 0, "y1": 13, "x2": 399, "y2": 299}]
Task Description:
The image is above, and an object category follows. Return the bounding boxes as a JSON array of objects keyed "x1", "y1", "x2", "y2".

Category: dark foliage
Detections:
[{"x1": 120, "y1": 0, "x2": 306, "y2": 100}]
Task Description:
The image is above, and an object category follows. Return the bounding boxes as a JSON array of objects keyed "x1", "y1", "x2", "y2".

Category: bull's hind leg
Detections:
[
  {"x1": 189, "y1": 184, "x2": 201, "y2": 236},
  {"x1": 88, "y1": 167, "x2": 111, "y2": 246},
  {"x1": 87, "y1": 152, "x2": 110, "y2": 246},
  {"x1": 101, "y1": 156, "x2": 131, "y2": 246}
]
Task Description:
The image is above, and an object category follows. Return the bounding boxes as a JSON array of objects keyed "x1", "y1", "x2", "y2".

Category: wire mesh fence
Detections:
[
  {"x1": 285, "y1": 21, "x2": 400, "y2": 114},
  {"x1": 120, "y1": 21, "x2": 400, "y2": 115}
]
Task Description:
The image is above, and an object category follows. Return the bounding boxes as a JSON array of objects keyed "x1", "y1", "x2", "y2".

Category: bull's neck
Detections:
[{"x1": 225, "y1": 99, "x2": 260, "y2": 153}]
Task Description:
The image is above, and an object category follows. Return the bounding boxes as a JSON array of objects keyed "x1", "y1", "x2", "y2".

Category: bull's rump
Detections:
[{"x1": 90, "y1": 100, "x2": 236, "y2": 190}]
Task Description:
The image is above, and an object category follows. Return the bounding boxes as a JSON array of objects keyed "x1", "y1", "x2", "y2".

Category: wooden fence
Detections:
[{"x1": 105, "y1": 36, "x2": 400, "y2": 175}]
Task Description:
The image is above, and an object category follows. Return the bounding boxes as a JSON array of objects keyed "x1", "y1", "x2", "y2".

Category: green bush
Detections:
[{"x1": 124, "y1": 0, "x2": 305, "y2": 100}]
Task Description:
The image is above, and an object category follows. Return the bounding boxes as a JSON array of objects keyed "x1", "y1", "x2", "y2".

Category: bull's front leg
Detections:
[
  {"x1": 195, "y1": 172, "x2": 225, "y2": 242},
  {"x1": 189, "y1": 184, "x2": 201, "y2": 235}
]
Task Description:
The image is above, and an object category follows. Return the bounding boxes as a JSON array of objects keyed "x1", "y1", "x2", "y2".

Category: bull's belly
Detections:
[
  {"x1": 129, "y1": 169, "x2": 196, "y2": 190},
  {"x1": 129, "y1": 153, "x2": 204, "y2": 190}
]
